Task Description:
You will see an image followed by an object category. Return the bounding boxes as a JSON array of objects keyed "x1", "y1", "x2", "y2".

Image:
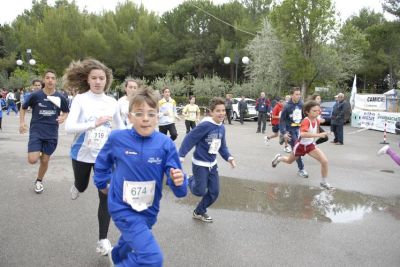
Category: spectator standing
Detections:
[
  {"x1": 255, "y1": 92, "x2": 270, "y2": 133},
  {"x1": 224, "y1": 94, "x2": 233, "y2": 124},
  {"x1": 331, "y1": 93, "x2": 345, "y2": 145},
  {"x1": 238, "y1": 95, "x2": 248, "y2": 125}
]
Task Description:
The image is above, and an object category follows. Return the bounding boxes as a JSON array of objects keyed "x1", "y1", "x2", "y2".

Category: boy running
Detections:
[
  {"x1": 272, "y1": 100, "x2": 332, "y2": 190},
  {"x1": 264, "y1": 97, "x2": 291, "y2": 153},
  {"x1": 179, "y1": 97, "x2": 236, "y2": 222},
  {"x1": 19, "y1": 70, "x2": 69, "y2": 193},
  {"x1": 94, "y1": 86, "x2": 187, "y2": 266}
]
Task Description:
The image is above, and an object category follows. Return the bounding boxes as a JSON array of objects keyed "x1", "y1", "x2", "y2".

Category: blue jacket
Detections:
[
  {"x1": 331, "y1": 100, "x2": 345, "y2": 125},
  {"x1": 255, "y1": 97, "x2": 271, "y2": 113},
  {"x1": 179, "y1": 117, "x2": 232, "y2": 167},
  {"x1": 94, "y1": 128, "x2": 187, "y2": 221},
  {"x1": 279, "y1": 99, "x2": 304, "y2": 135}
]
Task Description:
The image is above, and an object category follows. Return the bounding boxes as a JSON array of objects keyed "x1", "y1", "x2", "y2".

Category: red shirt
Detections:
[{"x1": 271, "y1": 102, "x2": 283, "y2": 125}]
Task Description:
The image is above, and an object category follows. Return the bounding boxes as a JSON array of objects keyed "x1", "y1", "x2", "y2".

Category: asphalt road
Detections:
[{"x1": 0, "y1": 113, "x2": 399, "y2": 267}]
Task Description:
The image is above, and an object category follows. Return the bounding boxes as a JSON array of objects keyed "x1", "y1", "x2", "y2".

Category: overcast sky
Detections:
[{"x1": 0, "y1": 0, "x2": 395, "y2": 25}]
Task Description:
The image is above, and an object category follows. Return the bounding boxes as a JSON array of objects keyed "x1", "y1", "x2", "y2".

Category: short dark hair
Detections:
[
  {"x1": 43, "y1": 69, "x2": 57, "y2": 77},
  {"x1": 290, "y1": 87, "x2": 301, "y2": 95},
  {"x1": 32, "y1": 79, "x2": 42, "y2": 85},
  {"x1": 209, "y1": 97, "x2": 225, "y2": 111}
]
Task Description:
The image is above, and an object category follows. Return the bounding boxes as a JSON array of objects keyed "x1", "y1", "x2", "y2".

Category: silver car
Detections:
[{"x1": 231, "y1": 98, "x2": 258, "y2": 121}]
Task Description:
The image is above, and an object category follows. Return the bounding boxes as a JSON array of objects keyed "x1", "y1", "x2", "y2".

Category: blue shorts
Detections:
[
  {"x1": 272, "y1": 124, "x2": 279, "y2": 133},
  {"x1": 28, "y1": 135, "x2": 58, "y2": 155}
]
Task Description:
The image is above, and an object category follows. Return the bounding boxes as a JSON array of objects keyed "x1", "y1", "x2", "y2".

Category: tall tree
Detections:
[
  {"x1": 245, "y1": 19, "x2": 286, "y2": 96},
  {"x1": 269, "y1": 0, "x2": 336, "y2": 97}
]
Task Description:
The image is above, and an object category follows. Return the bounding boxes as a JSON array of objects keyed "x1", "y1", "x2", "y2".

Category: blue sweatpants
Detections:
[
  {"x1": 111, "y1": 215, "x2": 163, "y2": 267},
  {"x1": 189, "y1": 164, "x2": 219, "y2": 215},
  {"x1": 287, "y1": 128, "x2": 304, "y2": 171}
]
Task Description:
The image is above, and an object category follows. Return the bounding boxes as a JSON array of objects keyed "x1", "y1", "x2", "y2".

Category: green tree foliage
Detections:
[
  {"x1": 269, "y1": 0, "x2": 336, "y2": 97},
  {"x1": 245, "y1": 19, "x2": 286, "y2": 97}
]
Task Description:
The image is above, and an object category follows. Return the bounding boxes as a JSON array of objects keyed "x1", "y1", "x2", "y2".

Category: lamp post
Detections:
[
  {"x1": 223, "y1": 53, "x2": 249, "y2": 84},
  {"x1": 16, "y1": 49, "x2": 36, "y2": 71}
]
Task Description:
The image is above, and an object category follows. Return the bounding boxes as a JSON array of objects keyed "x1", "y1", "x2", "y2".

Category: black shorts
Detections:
[{"x1": 28, "y1": 135, "x2": 58, "y2": 155}]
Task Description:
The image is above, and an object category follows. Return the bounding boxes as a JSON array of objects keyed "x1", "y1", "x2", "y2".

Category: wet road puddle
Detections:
[{"x1": 171, "y1": 176, "x2": 400, "y2": 223}]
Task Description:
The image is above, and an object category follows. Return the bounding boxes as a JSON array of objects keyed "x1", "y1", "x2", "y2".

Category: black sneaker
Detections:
[{"x1": 193, "y1": 210, "x2": 213, "y2": 223}]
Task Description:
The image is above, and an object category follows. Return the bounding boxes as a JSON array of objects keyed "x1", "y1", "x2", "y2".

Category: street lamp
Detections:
[
  {"x1": 16, "y1": 49, "x2": 36, "y2": 69},
  {"x1": 223, "y1": 53, "x2": 249, "y2": 84}
]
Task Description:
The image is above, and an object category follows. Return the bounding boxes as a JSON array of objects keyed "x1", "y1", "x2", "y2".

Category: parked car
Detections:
[
  {"x1": 231, "y1": 98, "x2": 258, "y2": 121},
  {"x1": 320, "y1": 101, "x2": 351, "y2": 124}
]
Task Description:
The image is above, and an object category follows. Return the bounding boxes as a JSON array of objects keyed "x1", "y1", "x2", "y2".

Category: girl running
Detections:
[
  {"x1": 272, "y1": 100, "x2": 333, "y2": 190},
  {"x1": 64, "y1": 58, "x2": 122, "y2": 256}
]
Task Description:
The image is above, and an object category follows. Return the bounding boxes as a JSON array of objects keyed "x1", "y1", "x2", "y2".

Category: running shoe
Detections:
[
  {"x1": 70, "y1": 184, "x2": 79, "y2": 200},
  {"x1": 192, "y1": 210, "x2": 213, "y2": 223},
  {"x1": 320, "y1": 182, "x2": 334, "y2": 190},
  {"x1": 297, "y1": 169, "x2": 309, "y2": 178},
  {"x1": 34, "y1": 180, "x2": 44, "y2": 194},
  {"x1": 283, "y1": 146, "x2": 292, "y2": 153},
  {"x1": 272, "y1": 154, "x2": 281, "y2": 168},
  {"x1": 96, "y1": 239, "x2": 112, "y2": 256},
  {"x1": 264, "y1": 136, "x2": 270, "y2": 146},
  {"x1": 377, "y1": 145, "x2": 389, "y2": 156}
]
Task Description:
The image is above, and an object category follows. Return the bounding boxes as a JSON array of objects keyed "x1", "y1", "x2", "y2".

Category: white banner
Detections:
[
  {"x1": 354, "y1": 94, "x2": 386, "y2": 111},
  {"x1": 351, "y1": 109, "x2": 400, "y2": 133}
]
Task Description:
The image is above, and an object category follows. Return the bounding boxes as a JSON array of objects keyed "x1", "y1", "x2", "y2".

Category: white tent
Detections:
[{"x1": 383, "y1": 89, "x2": 398, "y2": 96}]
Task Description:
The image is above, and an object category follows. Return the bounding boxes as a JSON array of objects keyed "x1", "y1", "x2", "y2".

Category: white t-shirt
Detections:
[{"x1": 65, "y1": 90, "x2": 122, "y2": 163}]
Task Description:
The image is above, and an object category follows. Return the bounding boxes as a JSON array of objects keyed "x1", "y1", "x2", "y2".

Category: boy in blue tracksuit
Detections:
[
  {"x1": 279, "y1": 87, "x2": 308, "y2": 178},
  {"x1": 179, "y1": 97, "x2": 236, "y2": 223},
  {"x1": 94, "y1": 86, "x2": 187, "y2": 267}
]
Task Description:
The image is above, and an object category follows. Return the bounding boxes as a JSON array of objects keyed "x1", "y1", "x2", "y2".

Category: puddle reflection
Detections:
[{"x1": 170, "y1": 176, "x2": 400, "y2": 223}]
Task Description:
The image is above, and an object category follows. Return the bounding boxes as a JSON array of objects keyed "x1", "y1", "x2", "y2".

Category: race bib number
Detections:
[
  {"x1": 88, "y1": 126, "x2": 109, "y2": 150},
  {"x1": 123, "y1": 180, "x2": 156, "y2": 212},
  {"x1": 208, "y1": 138, "x2": 221, "y2": 154},
  {"x1": 293, "y1": 108, "x2": 302, "y2": 124}
]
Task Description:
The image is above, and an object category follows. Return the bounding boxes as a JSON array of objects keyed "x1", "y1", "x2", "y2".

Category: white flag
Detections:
[{"x1": 350, "y1": 75, "x2": 357, "y2": 110}]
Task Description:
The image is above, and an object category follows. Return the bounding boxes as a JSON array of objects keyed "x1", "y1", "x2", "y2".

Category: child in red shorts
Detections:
[{"x1": 272, "y1": 100, "x2": 333, "y2": 190}]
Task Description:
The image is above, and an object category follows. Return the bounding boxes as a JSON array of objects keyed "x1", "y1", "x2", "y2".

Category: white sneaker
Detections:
[
  {"x1": 320, "y1": 182, "x2": 334, "y2": 190},
  {"x1": 34, "y1": 180, "x2": 44, "y2": 194},
  {"x1": 297, "y1": 169, "x2": 309, "y2": 178},
  {"x1": 283, "y1": 146, "x2": 292, "y2": 153},
  {"x1": 96, "y1": 239, "x2": 112, "y2": 256},
  {"x1": 377, "y1": 145, "x2": 389, "y2": 156},
  {"x1": 70, "y1": 184, "x2": 79, "y2": 200},
  {"x1": 264, "y1": 136, "x2": 270, "y2": 146}
]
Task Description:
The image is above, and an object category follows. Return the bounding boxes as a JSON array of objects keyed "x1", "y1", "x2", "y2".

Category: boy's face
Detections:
[
  {"x1": 128, "y1": 102, "x2": 158, "y2": 136},
  {"x1": 210, "y1": 104, "x2": 226, "y2": 124},
  {"x1": 43, "y1": 72, "x2": 56, "y2": 90}
]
